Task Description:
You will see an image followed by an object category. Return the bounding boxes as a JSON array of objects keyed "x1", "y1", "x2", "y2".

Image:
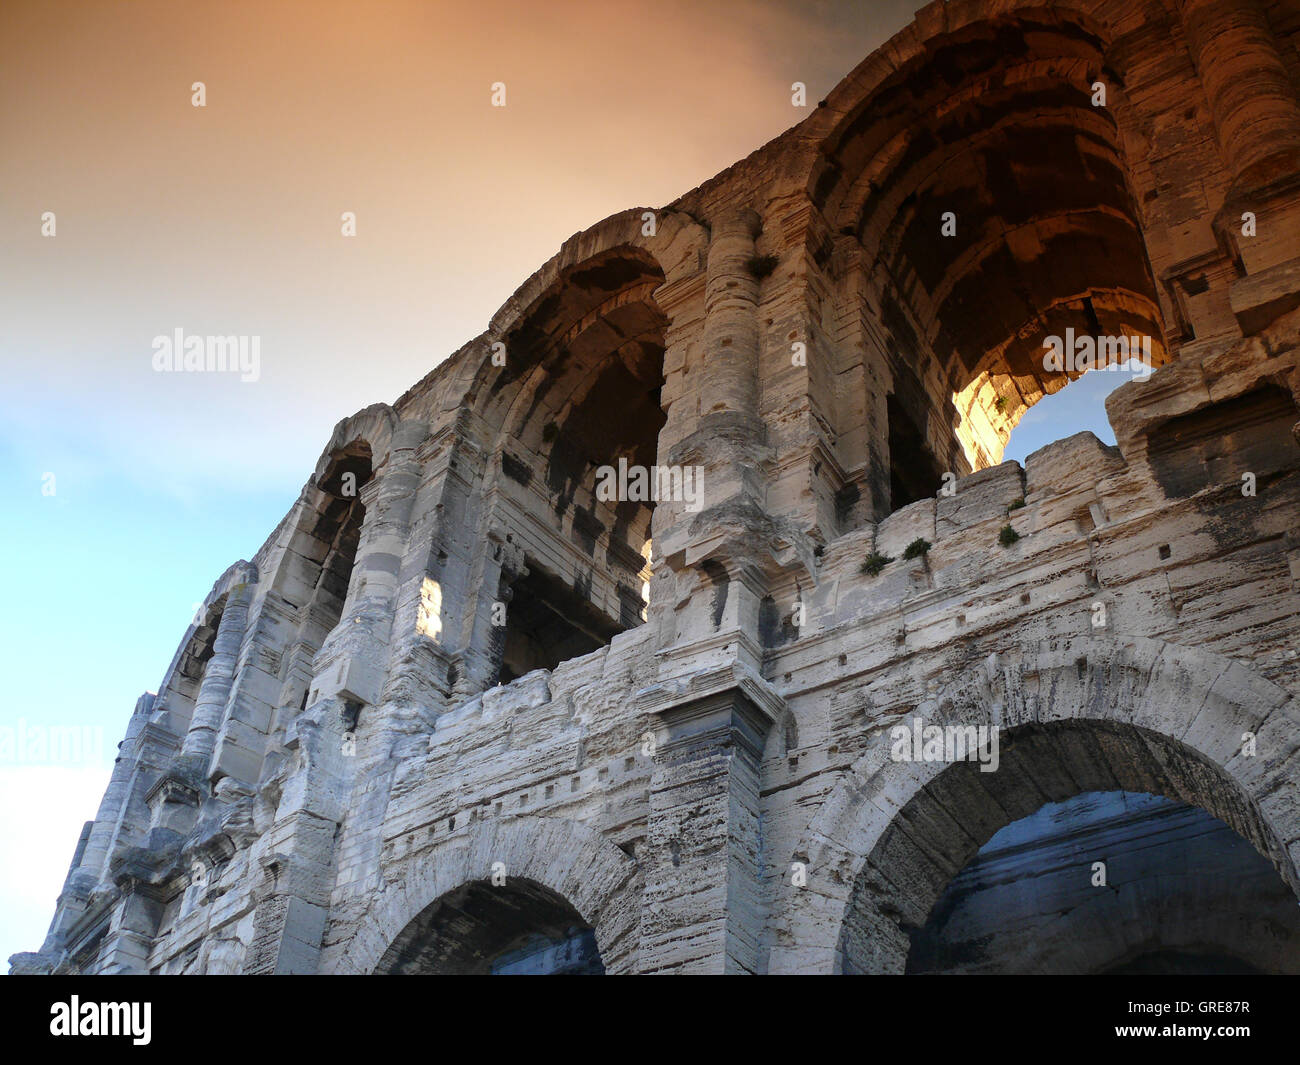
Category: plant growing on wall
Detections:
[
  {"x1": 861, "y1": 550, "x2": 894, "y2": 576},
  {"x1": 903, "y1": 537, "x2": 931, "y2": 560}
]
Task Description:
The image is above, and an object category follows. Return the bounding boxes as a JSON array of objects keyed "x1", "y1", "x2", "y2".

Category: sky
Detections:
[
  {"x1": 1001, "y1": 370, "x2": 1129, "y2": 465},
  {"x1": 0, "y1": 0, "x2": 1127, "y2": 969}
]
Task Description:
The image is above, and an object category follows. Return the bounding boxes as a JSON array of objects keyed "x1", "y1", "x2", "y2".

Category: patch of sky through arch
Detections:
[{"x1": 1001, "y1": 368, "x2": 1133, "y2": 466}]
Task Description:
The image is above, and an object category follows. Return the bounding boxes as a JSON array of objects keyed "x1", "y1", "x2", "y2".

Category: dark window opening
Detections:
[
  {"x1": 1148, "y1": 385, "x2": 1300, "y2": 499},
  {"x1": 498, "y1": 564, "x2": 625, "y2": 683},
  {"x1": 310, "y1": 450, "x2": 373, "y2": 629},
  {"x1": 887, "y1": 393, "x2": 944, "y2": 511}
]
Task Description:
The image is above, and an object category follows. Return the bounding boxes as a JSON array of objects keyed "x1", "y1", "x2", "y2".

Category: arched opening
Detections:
[
  {"x1": 275, "y1": 442, "x2": 373, "y2": 675},
  {"x1": 815, "y1": 11, "x2": 1170, "y2": 518},
  {"x1": 373, "y1": 878, "x2": 603, "y2": 975},
  {"x1": 907, "y1": 790, "x2": 1300, "y2": 974},
  {"x1": 481, "y1": 246, "x2": 667, "y2": 681},
  {"x1": 837, "y1": 719, "x2": 1300, "y2": 974},
  {"x1": 156, "y1": 595, "x2": 226, "y2": 731}
]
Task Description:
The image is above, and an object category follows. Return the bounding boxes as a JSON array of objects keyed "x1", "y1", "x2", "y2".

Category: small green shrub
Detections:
[
  {"x1": 902, "y1": 537, "x2": 931, "y2": 560},
  {"x1": 998, "y1": 524, "x2": 1020, "y2": 547},
  {"x1": 861, "y1": 550, "x2": 894, "y2": 576},
  {"x1": 1008, "y1": 497, "x2": 1025, "y2": 511}
]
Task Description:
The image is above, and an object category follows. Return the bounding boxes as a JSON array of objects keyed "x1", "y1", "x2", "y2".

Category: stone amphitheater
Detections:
[{"x1": 14, "y1": 0, "x2": 1300, "y2": 974}]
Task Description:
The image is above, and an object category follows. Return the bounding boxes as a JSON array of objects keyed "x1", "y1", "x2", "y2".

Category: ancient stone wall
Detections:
[{"x1": 13, "y1": 0, "x2": 1300, "y2": 975}]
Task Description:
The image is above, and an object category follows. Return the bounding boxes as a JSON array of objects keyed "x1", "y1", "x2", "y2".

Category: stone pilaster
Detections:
[
  {"x1": 640, "y1": 675, "x2": 781, "y2": 973},
  {"x1": 240, "y1": 693, "x2": 353, "y2": 974},
  {"x1": 209, "y1": 591, "x2": 292, "y2": 785},
  {"x1": 180, "y1": 580, "x2": 253, "y2": 767},
  {"x1": 694, "y1": 207, "x2": 766, "y2": 503},
  {"x1": 311, "y1": 421, "x2": 426, "y2": 706},
  {"x1": 70, "y1": 691, "x2": 155, "y2": 892},
  {"x1": 242, "y1": 423, "x2": 426, "y2": 975},
  {"x1": 1177, "y1": 0, "x2": 1300, "y2": 193},
  {"x1": 652, "y1": 207, "x2": 807, "y2": 677}
]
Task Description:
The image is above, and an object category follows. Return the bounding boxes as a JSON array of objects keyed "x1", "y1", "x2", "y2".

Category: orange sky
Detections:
[{"x1": 1, "y1": 0, "x2": 920, "y2": 493}]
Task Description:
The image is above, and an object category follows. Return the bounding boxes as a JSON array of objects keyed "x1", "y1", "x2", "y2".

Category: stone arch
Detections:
[
  {"x1": 153, "y1": 560, "x2": 258, "y2": 732},
  {"x1": 488, "y1": 207, "x2": 705, "y2": 342},
  {"x1": 801, "y1": 3, "x2": 1176, "y2": 511},
  {"x1": 276, "y1": 442, "x2": 375, "y2": 639},
  {"x1": 326, "y1": 817, "x2": 643, "y2": 974},
  {"x1": 438, "y1": 207, "x2": 706, "y2": 419},
  {"x1": 310, "y1": 403, "x2": 399, "y2": 483},
  {"x1": 449, "y1": 211, "x2": 706, "y2": 686},
  {"x1": 258, "y1": 410, "x2": 413, "y2": 718},
  {"x1": 806, "y1": 4, "x2": 1120, "y2": 206},
  {"x1": 275, "y1": 404, "x2": 402, "y2": 629},
  {"x1": 768, "y1": 636, "x2": 1300, "y2": 974}
]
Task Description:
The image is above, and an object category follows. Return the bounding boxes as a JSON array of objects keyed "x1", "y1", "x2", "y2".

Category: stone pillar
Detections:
[
  {"x1": 209, "y1": 594, "x2": 291, "y2": 785},
  {"x1": 382, "y1": 424, "x2": 478, "y2": 706},
  {"x1": 701, "y1": 209, "x2": 762, "y2": 419},
  {"x1": 312, "y1": 421, "x2": 425, "y2": 706},
  {"x1": 179, "y1": 581, "x2": 253, "y2": 767},
  {"x1": 243, "y1": 423, "x2": 426, "y2": 975},
  {"x1": 237, "y1": 684, "x2": 355, "y2": 976},
  {"x1": 641, "y1": 680, "x2": 779, "y2": 973},
  {"x1": 653, "y1": 207, "x2": 782, "y2": 676},
  {"x1": 70, "y1": 691, "x2": 153, "y2": 891},
  {"x1": 1178, "y1": 0, "x2": 1300, "y2": 191},
  {"x1": 694, "y1": 207, "x2": 766, "y2": 503}
]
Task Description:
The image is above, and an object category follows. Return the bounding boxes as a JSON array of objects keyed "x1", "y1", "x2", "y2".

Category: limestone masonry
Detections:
[{"x1": 14, "y1": 0, "x2": 1300, "y2": 974}]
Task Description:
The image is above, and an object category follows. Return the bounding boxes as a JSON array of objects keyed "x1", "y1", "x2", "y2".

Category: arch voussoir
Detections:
[
  {"x1": 770, "y1": 637, "x2": 1300, "y2": 974},
  {"x1": 325, "y1": 817, "x2": 642, "y2": 975}
]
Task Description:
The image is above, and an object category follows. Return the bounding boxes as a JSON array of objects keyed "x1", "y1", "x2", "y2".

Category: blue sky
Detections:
[{"x1": 1001, "y1": 370, "x2": 1128, "y2": 465}]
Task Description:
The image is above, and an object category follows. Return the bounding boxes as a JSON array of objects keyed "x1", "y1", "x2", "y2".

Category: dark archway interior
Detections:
[
  {"x1": 838, "y1": 719, "x2": 1300, "y2": 974},
  {"x1": 157, "y1": 595, "x2": 227, "y2": 732},
  {"x1": 374, "y1": 878, "x2": 603, "y2": 975},
  {"x1": 816, "y1": 12, "x2": 1168, "y2": 503},
  {"x1": 887, "y1": 393, "x2": 945, "y2": 508},
  {"x1": 306, "y1": 446, "x2": 373, "y2": 626},
  {"x1": 268, "y1": 443, "x2": 374, "y2": 707},
  {"x1": 498, "y1": 563, "x2": 625, "y2": 683},
  {"x1": 907, "y1": 790, "x2": 1300, "y2": 974},
  {"x1": 177, "y1": 602, "x2": 222, "y2": 688},
  {"x1": 486, "y1": 248, "x2": 667, "y2": 681}
]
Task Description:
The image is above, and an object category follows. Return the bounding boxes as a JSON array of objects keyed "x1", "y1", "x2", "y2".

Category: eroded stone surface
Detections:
[{"x1": 13, "y1": 0, "x2": 1300, "y2": 975}]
